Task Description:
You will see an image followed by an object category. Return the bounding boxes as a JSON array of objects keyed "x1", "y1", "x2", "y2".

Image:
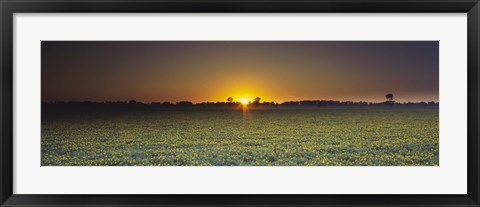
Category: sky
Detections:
[{"x1": 41, "y1": 41, "x2": 439, "y2": 103}]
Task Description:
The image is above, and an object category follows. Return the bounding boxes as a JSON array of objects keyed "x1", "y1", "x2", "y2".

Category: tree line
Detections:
[{"x1": 42, "y1": 98, "x2": 439, "y2": 109}]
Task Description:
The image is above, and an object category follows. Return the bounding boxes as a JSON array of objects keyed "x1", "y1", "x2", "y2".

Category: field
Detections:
[{"x1": 41, "y1": 108, "x2": 439, "y2": 166}]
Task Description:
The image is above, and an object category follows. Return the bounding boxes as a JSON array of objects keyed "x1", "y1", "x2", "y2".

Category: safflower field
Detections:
[{"x1": 41, "y1": 108, "x2": 438, "y2": 166}]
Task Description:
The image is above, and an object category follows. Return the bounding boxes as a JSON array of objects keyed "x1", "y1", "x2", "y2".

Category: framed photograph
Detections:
[{"x1": 1, "y1": 0, "x2": 479, "y2": 206}]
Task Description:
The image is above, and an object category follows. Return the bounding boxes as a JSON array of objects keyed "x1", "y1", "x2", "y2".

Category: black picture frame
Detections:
[{"x1": 1, "y1": 0, "x2": 479, "y2": 206}]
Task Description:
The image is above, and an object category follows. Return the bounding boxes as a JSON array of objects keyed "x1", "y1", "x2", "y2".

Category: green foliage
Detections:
[{"x1": 41, "y1": 108, "x2": 439, "y2": 166}]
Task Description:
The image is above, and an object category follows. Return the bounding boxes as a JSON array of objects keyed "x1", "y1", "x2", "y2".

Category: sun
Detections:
[{"x1": 239, "y1": 99, "x2": 249, "y2": 105}]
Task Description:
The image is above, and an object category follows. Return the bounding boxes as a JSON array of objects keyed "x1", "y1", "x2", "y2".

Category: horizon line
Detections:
[{"x1": 41, "y1": 99, "x2": 440, "y2": 105}]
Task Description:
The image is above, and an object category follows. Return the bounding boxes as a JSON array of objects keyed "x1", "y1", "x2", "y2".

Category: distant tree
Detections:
[
  {"x1": 227, "y1": 97, "x2": 233, "y2": 103},
  {"x1": 385, "y1": 93, "x2": 394, "y2": 106},
  {"x1": 254, "y1": 97, "x2": 261, "y2": 103},
  {"x1": 176, "y1": 101, "x2": 193, "y2": 107},
  {"x1": 385, "y1": 93, "x2": 394, "y2": 102},
  {"x1": 129, "y1": 100, "x2": 137, "y2": 104}
]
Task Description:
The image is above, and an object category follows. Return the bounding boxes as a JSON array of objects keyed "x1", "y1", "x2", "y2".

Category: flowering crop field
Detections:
[{"x1": 41, "y1": 108, "x2": 438, "y2": 166}]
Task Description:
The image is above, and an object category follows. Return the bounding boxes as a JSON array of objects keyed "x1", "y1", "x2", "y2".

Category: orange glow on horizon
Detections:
[{"x1": 223, "y1": 91, "x2": 256, "y2": 105}]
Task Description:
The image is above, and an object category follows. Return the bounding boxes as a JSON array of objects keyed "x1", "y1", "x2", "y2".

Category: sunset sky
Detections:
[{"x1": 41, "y1": 41, "x2": 439, "y2": 103}]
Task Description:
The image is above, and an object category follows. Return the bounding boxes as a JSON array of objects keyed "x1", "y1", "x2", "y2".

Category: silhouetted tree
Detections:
[
  {"x1": 254, "y1": 97, "x2": 261, "y2": 103},
  {"x1": 176, "y1": 101, "x2": 193, "y2": 107},
  {"x1": 227, "y1": 97, "x2": 233, "y2": 103},
  {"x1": 386, "y1": 93, "x2": 394, "y2": 102},
  {"x1": 385, "y1": 93, "x2": 394, "y2": 106}
]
